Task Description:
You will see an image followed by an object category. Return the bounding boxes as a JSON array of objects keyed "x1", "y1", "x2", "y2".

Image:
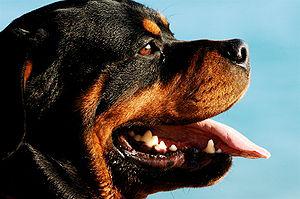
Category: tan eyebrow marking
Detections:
[
  {"x1": 143, "y1": 19, "x2": 161, "y2": 36},
  {"x1": 159, "y1": 14, "x2": 169, "y2": 28}
]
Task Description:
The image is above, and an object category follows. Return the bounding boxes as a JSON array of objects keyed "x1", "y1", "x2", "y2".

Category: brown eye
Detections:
[{"x1": 139, "y1": 43, "x2": 153, "y2": 56}]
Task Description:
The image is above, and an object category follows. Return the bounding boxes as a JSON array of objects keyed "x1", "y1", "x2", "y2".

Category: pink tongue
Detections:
[
  {"x1": 189, "y1": 119, "x2": 271, "y2": 159},
  {"x1": 154, "y1": 119, "x2": 270, "y2": 159}
]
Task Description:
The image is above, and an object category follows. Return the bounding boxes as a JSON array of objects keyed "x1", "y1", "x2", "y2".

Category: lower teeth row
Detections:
[{"x1": 129, "y1": 130, "x2": 222, "y2": 154}]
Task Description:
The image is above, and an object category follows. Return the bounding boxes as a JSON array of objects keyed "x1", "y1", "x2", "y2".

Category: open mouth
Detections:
[{"x1": 113, "y1": 119, "x2": 270, "y2": 169}]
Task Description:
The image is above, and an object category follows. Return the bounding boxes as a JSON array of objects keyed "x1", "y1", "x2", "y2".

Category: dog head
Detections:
[{"x1": 0, "y1": 0, "x2": 270, "y2": 198}]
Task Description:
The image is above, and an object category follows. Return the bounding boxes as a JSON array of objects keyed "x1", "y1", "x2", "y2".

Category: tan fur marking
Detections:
[
  {"x1": 78, "y1": 75, "x2": 107, "y2": 125},
  {"x1": 23, "y1": 60, "x2": 32, "y2": 87},
  {"x1": 78, "y1": 75, "x2": 122, "y2": 199},
  {"x1": 84, "y1": 130, "x2": 122, "y2": 199},
  {"x1": 143, "y1": 19, "x2": 161, "y2": 36},
  {"x1": 195, "y1": 51, "x2": 250, "y2": 113}
]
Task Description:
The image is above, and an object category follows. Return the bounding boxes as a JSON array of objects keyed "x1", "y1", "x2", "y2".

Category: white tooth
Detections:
[
  {"x1": 145, "y1": 136, "x2": 159, "y2": 148},
  {"x1": 129, "y1": 131, "x2": 135, "y2": 137},
  {"x1": 169, "y1": 144, "x2": 177, "y2": 152},
  {"x1": 159, "y1": 141, "x2": 167, "y2": 150},
  {"x1": 216, "y1": 148, "x2": 222, "y2": 153},
  {"x1": 134, "y1": 135, "x2": 142, "y2": 142},
  {"x1": 154, "y1": 141, "x2": 167, "y2": 152},
  {"x1": 203, "y1": 139, "x2": 215, "y2": 154},
  {"x1": 142, "y1": 132, "x2": 159, "y2": 148},
  {"x1": 151, "y1": 136, "x2": 159, "y2": 146},
  {"x1": 141, "y1": 130, "x2": 152, "y2": 143}
]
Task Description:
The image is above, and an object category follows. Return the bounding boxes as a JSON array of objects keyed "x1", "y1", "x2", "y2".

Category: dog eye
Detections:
[{"x1": 139, "y1": 43, "x2": 159, "y2": 56}]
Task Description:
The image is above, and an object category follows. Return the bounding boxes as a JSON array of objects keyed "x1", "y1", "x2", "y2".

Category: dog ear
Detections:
[{"x1": 0, "y1": 28, "x2": 32, "y2": 161}]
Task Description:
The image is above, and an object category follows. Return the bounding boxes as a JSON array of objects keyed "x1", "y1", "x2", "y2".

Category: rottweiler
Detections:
[{"x1": 0, "y1": 0, "x2": 270, "y2": 198}]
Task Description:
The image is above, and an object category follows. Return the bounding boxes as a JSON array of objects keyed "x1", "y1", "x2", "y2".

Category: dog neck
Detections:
[{"x1": 0, "y1": 143, "x2": 97, "y2": 199}]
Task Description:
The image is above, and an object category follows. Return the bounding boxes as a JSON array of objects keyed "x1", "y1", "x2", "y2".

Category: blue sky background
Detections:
[{"x1": 1, "y1": 0, "x2": 299, "y2": 198}]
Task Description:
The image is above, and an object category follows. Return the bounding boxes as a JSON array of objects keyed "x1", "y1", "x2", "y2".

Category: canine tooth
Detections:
[
  {"x1": 216, "y1": 148, "x2": 222, "y2": 153},
  {"x1": 129, "y1": 131, "x2": 135, "y2": 137},
  {"x1": 141, "y1": 130, "x2": 152, "y2": 143},
  {"x1": 203, "y1": 139, "x2": 215, "y2": 154},
  {"x1": 169, "y1": 144, "x2": 177, "y2": 152},
  {"x1": 134, "y1": 135, "x2": 142, "y2": 142}
]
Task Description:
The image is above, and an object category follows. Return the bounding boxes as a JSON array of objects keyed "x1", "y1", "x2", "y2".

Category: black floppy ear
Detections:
[{"x1": 0, "y1": 28, "x2": 32, "y2": 161}]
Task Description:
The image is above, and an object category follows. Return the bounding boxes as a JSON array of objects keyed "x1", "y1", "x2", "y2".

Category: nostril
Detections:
[{"x1": 237, "y1": 46, "x2": 247, "y2": 64}]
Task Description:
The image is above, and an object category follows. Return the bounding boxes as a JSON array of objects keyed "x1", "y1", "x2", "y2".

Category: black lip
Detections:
[{"x1": 112, "y1": 126, "x2": 231, "y2": 170}]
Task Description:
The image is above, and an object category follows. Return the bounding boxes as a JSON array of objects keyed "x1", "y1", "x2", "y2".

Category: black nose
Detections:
[{"x1": 220, "y1": 39, "x2": 248, "y2": 67}]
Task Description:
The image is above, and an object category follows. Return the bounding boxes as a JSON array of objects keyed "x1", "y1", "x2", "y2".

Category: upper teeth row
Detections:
[
  {"x1": 130, "y1": 130, "x2": 221, "y2": 154},
  {"x1": 130, "y1": 130, "x2": 176, "y2": 153}
]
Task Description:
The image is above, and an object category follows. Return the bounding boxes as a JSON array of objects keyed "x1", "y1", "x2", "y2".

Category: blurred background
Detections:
[{"x1": 1, "y1": 0, "x2": 299, "y2": 198}]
